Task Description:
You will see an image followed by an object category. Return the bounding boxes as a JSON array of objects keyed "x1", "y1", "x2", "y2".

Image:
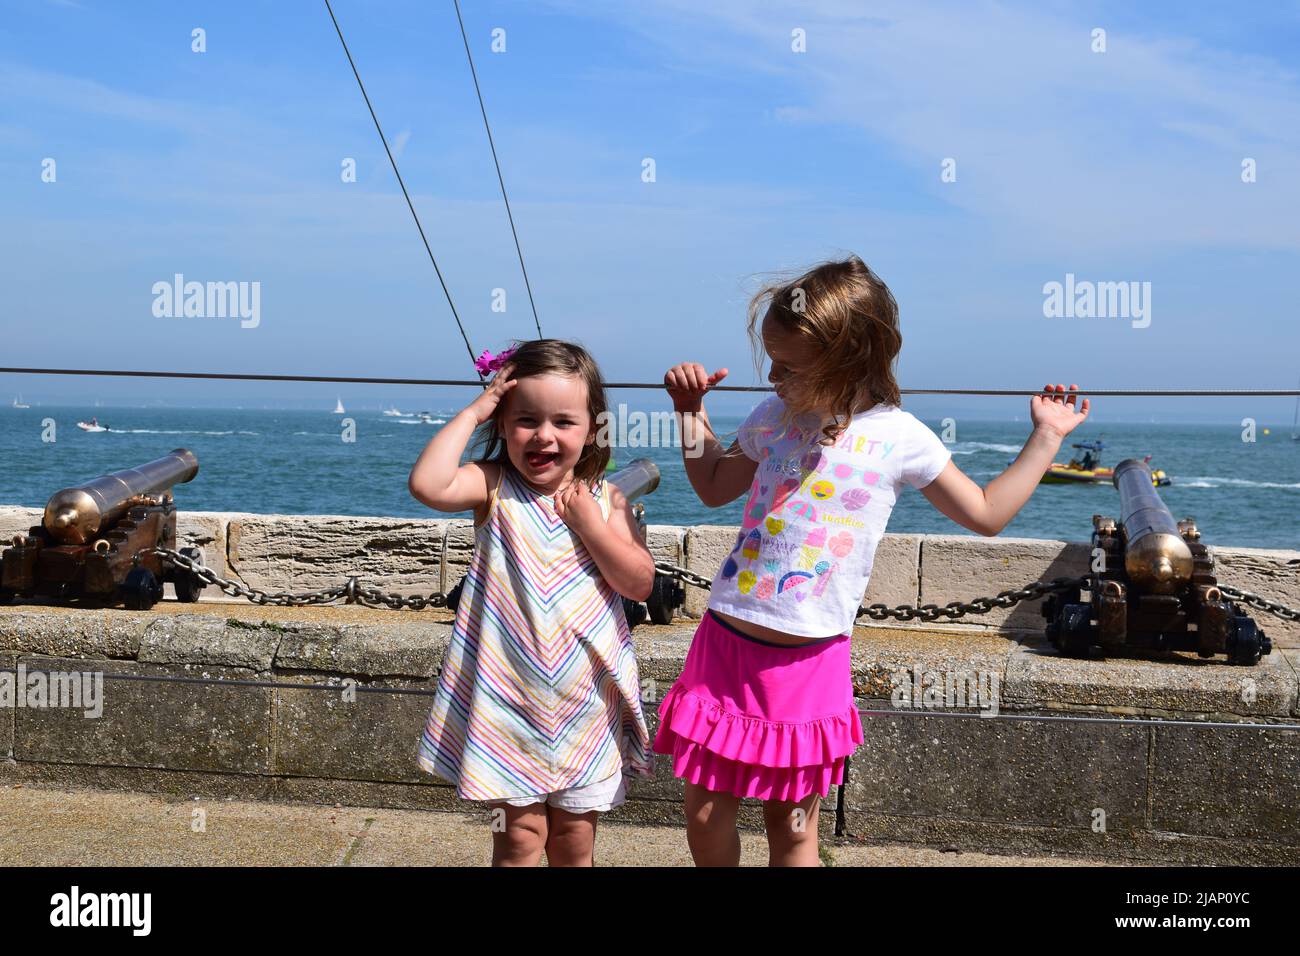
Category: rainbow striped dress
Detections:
[{"x1": 416, "y1": 465, "x2": 654, "y2": 801}]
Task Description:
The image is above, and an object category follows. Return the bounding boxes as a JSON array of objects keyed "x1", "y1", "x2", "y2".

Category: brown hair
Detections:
[
  {"x1": 746, "y1": 255, "x2": 903, "y2": 446},
  {"x1": 470, "y1": 338, "x2": 612, "y2": 486}
]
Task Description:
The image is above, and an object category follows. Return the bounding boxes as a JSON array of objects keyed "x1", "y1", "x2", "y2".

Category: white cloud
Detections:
[
  {"x1": 549, "y1": 0, "x2": 1300, "y2": 254},
  {"x1": 390, "y1": 128, "x2": 411, "y2": 158}
]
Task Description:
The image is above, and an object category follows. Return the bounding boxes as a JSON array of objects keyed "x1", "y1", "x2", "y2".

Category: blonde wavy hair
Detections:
[{"x1": 746, "y1": 255, "x2": 903, "y2": 446}]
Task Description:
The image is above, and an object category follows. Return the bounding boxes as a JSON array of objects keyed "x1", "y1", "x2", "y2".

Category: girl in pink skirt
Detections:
[{"x1": 658, "y1": 256, "x2": 1091, "y2": 866}]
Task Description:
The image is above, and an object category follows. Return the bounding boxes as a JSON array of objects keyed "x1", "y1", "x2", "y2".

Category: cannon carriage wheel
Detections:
[
  {"x1": 622, "y1": 596, "x2": 648, "y2": 629},
  {"x1": 1226, "y1": 610, "x2": 1269, "y2": 666},
  {"x1": 120, "y1": 567, "x2": 163, "y2": 611},
  {"x1": 170, "y1": 546, "x2": 207, "y2": 603},
  {"x1": 645, "y1": 573, "x2": 683, "y2": 626}
]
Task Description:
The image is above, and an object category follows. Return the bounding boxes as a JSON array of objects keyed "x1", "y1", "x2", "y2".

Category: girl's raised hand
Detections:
[
  {"x1": 466, "y1": 362, "x2": 519, "y2": 425},
  {"x1": 1031, "y1": 383, "x2": 1090, "y2": 439},
  {"x1": 664, "y1": 362, "x2": 728, "y2": 413},
  {"x1": 552, "y1": 479, "x2": 602, "y2": 535}
]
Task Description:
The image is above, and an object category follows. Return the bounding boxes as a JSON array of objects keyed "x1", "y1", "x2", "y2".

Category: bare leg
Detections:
[
  {"x1": 684, "y1": 782, "x2": 742, "y2": 867},
  {"x1": 489, "y1": 803, "x2": 548, "y2": 867},
  {"x1": 543, "y1": 807, "x2": 599, "y2": 867},
  {"x1": 763, "y1": 792, "x2": 821, "y2": 867}
]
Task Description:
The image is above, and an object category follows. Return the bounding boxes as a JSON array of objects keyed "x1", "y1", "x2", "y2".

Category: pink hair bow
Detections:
[{"x1": 474, "y1": 346, "x2": 518, "y2": 376}]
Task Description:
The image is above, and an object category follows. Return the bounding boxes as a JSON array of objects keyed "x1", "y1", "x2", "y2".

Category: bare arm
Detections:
[
  {"x1": 554, "y1": 482, "x2": 656, "y2": 601},
  {"x1": 407, "y1": 408, "x2": 493, "y2": 514},
  {"x1": 920, "y1": 427, "x2": 1062, "y2": 535},
  {"x1": 920, "y1": 384, "x2": 1091, "y2": 536},
  {"x1": 408, "y1": 363, "x2": 517, "y2": 515},
  {"x1": 666, "y1": 363, "x2": 759, "y2": 508}
]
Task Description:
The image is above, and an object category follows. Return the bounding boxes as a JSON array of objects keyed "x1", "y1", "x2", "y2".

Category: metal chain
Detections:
[
  {"x1": 155, "y1": 548, "x2": 1300, "y2": 625},
  {"x1": 655, "y1": 560, "x2": 1089, "y2": 624},
  {"x1": 1218, "y1": 584, "x2": 1300, "y2": 624},
  {"x1": 653, "y1": 561, "x2": 715, "y2": 592},
  {"x1": 856, "y1": 576, "x2": 1088, "y2": 623},
  {"x1": 151, "y1": 547, "x2": 447, "y2": 610}
]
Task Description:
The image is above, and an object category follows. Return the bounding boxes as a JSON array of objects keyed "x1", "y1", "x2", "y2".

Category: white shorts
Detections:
[{"x1": 492, "y1": 769, "x2": 628, "y2": 813}]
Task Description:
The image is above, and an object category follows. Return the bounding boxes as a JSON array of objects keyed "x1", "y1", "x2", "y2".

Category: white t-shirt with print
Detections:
[{"x1": 706, "y1": 396, "x2": 952, "y2": 639}]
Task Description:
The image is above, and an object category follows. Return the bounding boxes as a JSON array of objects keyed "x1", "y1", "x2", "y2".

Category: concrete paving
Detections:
[{"x1": 0, "y1": 782, "x2": 1127, "y2": 867}]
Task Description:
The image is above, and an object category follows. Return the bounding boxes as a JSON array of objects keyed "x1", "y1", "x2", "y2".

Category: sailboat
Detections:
[
  {"x1": 333, "y1": 396, "x2": 345, "y2": 414},
  {"x1": 12, "y1": 395, "x2": 30, "y2": 409}
]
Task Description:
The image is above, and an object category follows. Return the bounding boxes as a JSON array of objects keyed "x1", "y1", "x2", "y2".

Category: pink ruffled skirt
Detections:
[{"x1": 653, "y1": 610, "x2": 863, "y2": 802}]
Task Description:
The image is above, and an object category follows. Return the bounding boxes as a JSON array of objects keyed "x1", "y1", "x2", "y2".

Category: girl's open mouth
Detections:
[{"x1": 525, "y1": 451, "x2": 559, "y2": 469}]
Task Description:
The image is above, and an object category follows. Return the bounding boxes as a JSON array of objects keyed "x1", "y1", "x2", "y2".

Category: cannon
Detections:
[
  {"x1": 1042, "y1": 458, "x2": 1270, "y2": 664},
  {"x1": 0, "y1": 449, "x2": 207, "y2": 611},
  {"x1": 444, "y1": 458, "x2": 685, "y2": 627},
  {"x1": 607, "y1": 458, "x2": 684, "y2": 627}
]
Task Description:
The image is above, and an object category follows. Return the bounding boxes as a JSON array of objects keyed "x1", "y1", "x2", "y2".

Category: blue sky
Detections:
[{"x1": 2, "y1": 0, "x2": 1299, "y2": 424}]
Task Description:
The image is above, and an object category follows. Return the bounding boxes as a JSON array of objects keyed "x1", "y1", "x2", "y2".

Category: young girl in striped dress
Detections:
[
  {"x1": 659, "y1": 256, "x2": 1090, "y2": 866},
  {"x1": 410, "y1": 339, "x2": 655, "y2": 867}
]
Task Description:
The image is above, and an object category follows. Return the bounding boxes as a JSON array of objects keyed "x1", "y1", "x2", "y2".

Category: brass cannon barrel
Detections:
[
  {"x1": 606, "y1": 458, "x2": 660, "y2": 502},
  {"x1": 1113, "y1": 458, "x2": 1192, "y2": 593},
  {"x1": 42, "y1": 448, "x2": 199, "y2": 546}
]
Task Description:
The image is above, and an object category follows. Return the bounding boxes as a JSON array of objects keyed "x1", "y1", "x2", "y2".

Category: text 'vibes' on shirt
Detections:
[{"x1": 707, "y1": 395, "x2": 952, "y2": 638}]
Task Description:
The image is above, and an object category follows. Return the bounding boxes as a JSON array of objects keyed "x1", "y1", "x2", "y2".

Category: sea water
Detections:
[{"x1": 0, "y1": 406, "x2": 1296, "y2": 550}]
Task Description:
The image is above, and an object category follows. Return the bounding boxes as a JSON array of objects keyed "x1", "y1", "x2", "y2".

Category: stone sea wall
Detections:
[{"x1": 1, "y1": 505, "x2": 1297, "y2": 864}]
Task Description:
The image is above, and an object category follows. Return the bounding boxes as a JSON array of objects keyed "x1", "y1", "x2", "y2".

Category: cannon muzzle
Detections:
[
  {"x1": 606, "y1": 458, "x2": 660, "y2": 502},
  {"x1": 42, "y1": 448, "x2": 199, "y2": 545},
  {"x1": 1113, "y1": 457, "x2": 1192, "y2": 594}
]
